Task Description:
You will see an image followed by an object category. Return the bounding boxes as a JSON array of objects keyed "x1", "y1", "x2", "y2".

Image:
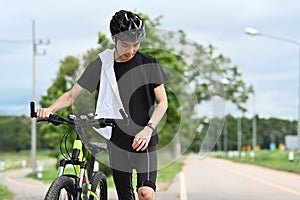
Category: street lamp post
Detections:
[{"x1": 245, "y1": 27, "x2": 300, "y2": 160}]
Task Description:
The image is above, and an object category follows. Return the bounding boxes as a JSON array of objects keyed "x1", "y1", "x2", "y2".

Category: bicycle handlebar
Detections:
[{"x1": 30, "y1": 101, "x2": 119, "y2": 128}]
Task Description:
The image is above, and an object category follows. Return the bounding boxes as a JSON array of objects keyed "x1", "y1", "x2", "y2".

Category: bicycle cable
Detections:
[
  {"x1": 60, "y1": 128, "x2": 73, "y2": 160},
  {"x1": 60, "y1": 128, "x2": 81, "y2": 175}
]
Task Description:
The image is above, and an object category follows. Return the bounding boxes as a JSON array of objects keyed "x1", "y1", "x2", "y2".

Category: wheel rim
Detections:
[{"x1": 58, "y1": 188, "x2": 74, "y2": 200}]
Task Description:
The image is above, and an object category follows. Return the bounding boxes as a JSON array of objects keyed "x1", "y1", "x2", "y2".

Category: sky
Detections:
[{"x1": 1, "y1": 0, "x2": 300, "y2": 120}]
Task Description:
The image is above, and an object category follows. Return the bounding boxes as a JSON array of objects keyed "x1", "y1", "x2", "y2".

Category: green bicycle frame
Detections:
[{"x1": 57, "y1": 136, "x2": 100, "y2": 200}]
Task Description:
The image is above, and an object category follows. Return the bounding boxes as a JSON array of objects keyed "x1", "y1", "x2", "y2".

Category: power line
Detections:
[{"x1": 0, "y1": 39, "x2": 31, "y2": 44}]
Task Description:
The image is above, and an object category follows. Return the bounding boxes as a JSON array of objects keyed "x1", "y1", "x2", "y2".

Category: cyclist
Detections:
[{"x1": 37, "y1": 10, "x2": 168, "y2": 200}]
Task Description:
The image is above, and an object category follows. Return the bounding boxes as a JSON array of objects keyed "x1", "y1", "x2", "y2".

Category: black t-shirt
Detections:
[{"x1": 77, "y1": 51, "x2": 167, "y2": 151}]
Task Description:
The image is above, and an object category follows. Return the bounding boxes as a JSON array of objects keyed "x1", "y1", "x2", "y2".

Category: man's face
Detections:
[{"x1": 114, "y1": 38, "x2": 140, "y2": 62}]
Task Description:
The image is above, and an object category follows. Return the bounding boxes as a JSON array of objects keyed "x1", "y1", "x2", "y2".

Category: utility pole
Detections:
[
  {"x1": 31, "y1": 20, "x2": 37, "y2": 173},
  {"x1": 252, "y1": 92, "x2": 257, "y2": 153},
  {"x1": 237, "y1": 117, "x2": 242, "y2": 156},
  {"x1": 223, "y1": 121, "x2": 228, "y2": 156},
  {"x1": 31, "y1": 20, "x2": 50, "y2": 172}
]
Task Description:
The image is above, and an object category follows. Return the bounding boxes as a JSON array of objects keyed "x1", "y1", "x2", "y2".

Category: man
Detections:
[{"x1": 37, "y1": 10, "x2": 168, "y2": 200}]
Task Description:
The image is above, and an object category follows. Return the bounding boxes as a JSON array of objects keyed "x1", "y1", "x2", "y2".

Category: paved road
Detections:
[
  {"x1": 0, "y1": 168, "x2": 48, "y2": 200},
  {"x1": 178, "y1": 155, "x2": 300, "y2": 200},
  {"x1": 1, "y1": 155, "x2": 300, "y2": 200}
]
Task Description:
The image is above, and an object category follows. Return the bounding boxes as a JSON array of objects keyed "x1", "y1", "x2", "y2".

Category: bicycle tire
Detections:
[
  {"x1": 44, "y1": 176, "x2": 76, "y2": 200},
  {"x1": 89, "y1": 172, "x2": 107, "y2": 200}
]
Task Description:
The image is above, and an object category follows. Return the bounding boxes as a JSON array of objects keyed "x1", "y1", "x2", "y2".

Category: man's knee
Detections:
[{"x1": 138, "y1": 186, "x2": 155, "y2": 200}]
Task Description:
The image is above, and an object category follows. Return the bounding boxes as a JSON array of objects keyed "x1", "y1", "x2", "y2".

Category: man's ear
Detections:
[{"x1": 111, "y1": 35, "x2": 115, "y2": 42}]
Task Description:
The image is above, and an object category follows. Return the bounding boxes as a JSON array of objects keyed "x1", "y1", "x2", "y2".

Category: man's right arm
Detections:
[{"x1": 37, "y1": 83, "x2": 83, "y2": 118}]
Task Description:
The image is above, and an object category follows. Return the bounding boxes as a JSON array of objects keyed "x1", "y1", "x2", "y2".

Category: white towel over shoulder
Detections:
[{"x1": 93, "y1": 49, "x2": 125, "y2": 139}]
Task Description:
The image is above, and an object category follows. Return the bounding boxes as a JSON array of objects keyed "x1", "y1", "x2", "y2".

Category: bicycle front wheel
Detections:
[
  {"x1": 90, "y1": 172, "x2": 107, "y2": 200},
  {"x1": 44, "y1": 176, "x2": 76, "y2": 200}
]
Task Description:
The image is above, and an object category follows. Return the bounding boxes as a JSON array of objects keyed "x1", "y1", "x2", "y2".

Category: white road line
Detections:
[{"x1": 180, "y1": 171, "x2": 188, "y2": 200}]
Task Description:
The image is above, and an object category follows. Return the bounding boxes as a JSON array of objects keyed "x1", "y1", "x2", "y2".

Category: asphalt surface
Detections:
[
  {"x1": 1, "y1": 154, "x2": 300, "y2": 200},
  {"x1": 182, "y1": 155, "x2": 300, "y2": 200},
  {"x1": 0, "y1": 168, "x2": 48, "y2": 200}
]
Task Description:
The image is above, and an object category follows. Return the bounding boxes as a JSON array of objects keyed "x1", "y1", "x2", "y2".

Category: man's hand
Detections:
[
  {"x1": 132, "y1": 126, "x2": 153, "y2": 151},
  {"x1": 37, "y1": 108, "x2": 53, "y2": 119}
]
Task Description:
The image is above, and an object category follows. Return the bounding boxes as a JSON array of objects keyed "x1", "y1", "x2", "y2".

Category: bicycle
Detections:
[{"x1": 30, "y1": 101, "x2": 126, "y2": 200}]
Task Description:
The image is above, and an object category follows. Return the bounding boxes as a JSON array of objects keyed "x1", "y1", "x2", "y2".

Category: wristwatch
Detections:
[{"x1": 146, "y1": 122, "x2": 156, "y2": 132}]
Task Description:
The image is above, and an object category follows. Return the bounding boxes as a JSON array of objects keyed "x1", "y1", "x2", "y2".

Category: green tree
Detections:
[
  {"x1": 0, "y1": 116, "x2": 31, "y2": 151},
  {"x1": 216, "y1": 115, "x2": 297, "y2": 151}
]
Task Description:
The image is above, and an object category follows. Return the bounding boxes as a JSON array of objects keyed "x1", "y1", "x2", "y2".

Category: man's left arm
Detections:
[
  {"x1": 148, "y1": 84, "x2": 168, "y2": 127},
  {"x1": 132, "y1": 84, "x2": 168, "y2": 151}
]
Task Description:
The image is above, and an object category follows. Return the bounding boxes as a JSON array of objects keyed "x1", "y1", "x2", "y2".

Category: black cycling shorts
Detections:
[{"x1": 108, "y1": 142, "x2": 157, "y2": 200}]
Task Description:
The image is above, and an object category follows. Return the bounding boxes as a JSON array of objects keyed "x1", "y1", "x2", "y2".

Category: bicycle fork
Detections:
[{"x1": 57, "y1": 138, "x2": 90, "y2": 200}]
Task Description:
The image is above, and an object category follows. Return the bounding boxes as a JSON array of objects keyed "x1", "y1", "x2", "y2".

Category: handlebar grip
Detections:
[{"x1": 30, "y1": 101, "x2": 37, "y2": 118}]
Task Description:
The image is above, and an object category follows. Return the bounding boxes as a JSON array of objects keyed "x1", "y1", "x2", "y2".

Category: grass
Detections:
[
  {"x1": 212, "y1": 150, "x2": 300, "y2": 174},
  {"x1": 0, "y1": 184, "x2": 14, "y2": 200},
  {"x1": 0, "y1": 150, "x2": 52, "y2": 160},
  {"x1": 27, "y1": 166, "x2": 58, "y2": 183},
  {"x1": 157, "y1": 158, "x2": 185, "y2": 183},
  {"x1": 0, "y1": 150, "x2": 56, "y2": 170}
]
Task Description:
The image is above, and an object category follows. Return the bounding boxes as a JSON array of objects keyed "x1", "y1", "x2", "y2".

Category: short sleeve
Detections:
[
  {"x1": 77, "y1": 57, "x2": 102, "y2": 93},
  {"x1": 151, "y1": 59, "x2": 168, "y2": 88}
]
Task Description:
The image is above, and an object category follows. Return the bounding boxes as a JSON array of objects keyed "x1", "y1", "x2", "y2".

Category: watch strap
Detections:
[{"x1": 146, "y1": 122, "x2": 156, "y2": 131}]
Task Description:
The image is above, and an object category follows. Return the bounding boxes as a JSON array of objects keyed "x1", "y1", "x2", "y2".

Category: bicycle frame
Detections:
[{"x1": 30, "y1": 102, "x2": 117, "y2": 200}]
